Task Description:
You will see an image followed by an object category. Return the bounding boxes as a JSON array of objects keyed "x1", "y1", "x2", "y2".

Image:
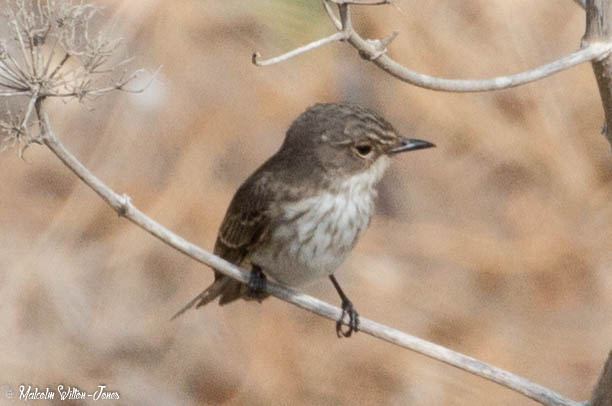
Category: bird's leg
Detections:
[
  {"x1": 246, "y1": 264, "x2": 268, "y2": 302},
  {"x1": 329, "y1": 275, "x2": 359, "y2": 337}
]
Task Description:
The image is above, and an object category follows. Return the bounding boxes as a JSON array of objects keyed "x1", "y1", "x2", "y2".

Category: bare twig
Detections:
[
  {"x1": 33, "y1": 101, "x2": 582, "y2": 406},
  {"x1": 324, "y1": 0, "x2": 342, "y2": 29},
  {"x1": 0, "y1": 90, "x2": 28, "y2": 96},
  {"x1": 582, "y1": 0, "x2": 612, "y2": 149},
  {"x1": 254, "y1": 1, "x2": 611, "y2": 92},
  {"x1": 0, "y1": 0, "x2": 155, "y2": 155},
  {"x1": 253, "y1": 32, "x2": 348, "y2": 66},
  {"x1": 322, "y1": 2, "x2": 612, "y2": 92},
  {"x1": 21, "y1": 85, "x2": 39, "y2": 130},
  {"x1": 48, "y1": 53, "x2": 71, "y2": 80}
]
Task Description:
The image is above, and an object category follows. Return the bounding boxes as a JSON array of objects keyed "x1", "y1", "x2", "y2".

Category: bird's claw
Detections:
[
  {"x1": 246, "y1": 266, "x2": 268, "y2": 302},
  {"x1": 336, "y1": 299, "x2": 359, "y2": 338}
]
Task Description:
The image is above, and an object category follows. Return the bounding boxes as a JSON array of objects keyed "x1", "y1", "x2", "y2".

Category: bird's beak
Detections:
[{"x1": 389, "y1": 137, "x2": 436, "y2": 154}]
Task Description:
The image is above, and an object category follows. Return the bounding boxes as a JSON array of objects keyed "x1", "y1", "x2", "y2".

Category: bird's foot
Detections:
[
  {"x1": 246, "y1": 265, "x2": 268, "y2": 302},
  {"x1": 336, "y1": 299, "x2": 359, "y2": 338}
]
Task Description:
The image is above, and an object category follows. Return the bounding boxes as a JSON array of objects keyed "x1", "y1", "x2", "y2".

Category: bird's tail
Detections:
[{"x1": 171, "y1": 275, "x2": 238, "y2": 320}]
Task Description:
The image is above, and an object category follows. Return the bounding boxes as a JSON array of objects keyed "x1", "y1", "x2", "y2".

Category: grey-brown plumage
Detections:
[{"x1": 173, "y1": 103, "x2": 434, "y2": 336}]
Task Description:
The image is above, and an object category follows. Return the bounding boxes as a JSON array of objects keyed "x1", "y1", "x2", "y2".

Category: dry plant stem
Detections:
[
  {"x1": 35, "y1": 103, "x2": 580, "y2": 406},
  {"x1": 253, "y1": 1, "x2": 612, "y2": 92},
  {"x1": 347, "y1": 36, "x2": 611, "y2": 92},
  {"x1": 323, "y1": 2, "x2": 612, "y2": 92},
  {"x1": 253, "y1": 32, "x2": 348, "y2": 66},
  {"x1": 583, "y1": 0, "x2": 612, "y2": 149}
]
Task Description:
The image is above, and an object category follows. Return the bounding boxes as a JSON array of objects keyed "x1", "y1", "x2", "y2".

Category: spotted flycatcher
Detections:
[{"x1": 173, "y1": 102, "x2": 434, "y2": 337}]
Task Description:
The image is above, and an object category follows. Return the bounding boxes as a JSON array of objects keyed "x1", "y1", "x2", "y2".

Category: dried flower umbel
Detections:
[{"x1": 0, "y1": 0, "x2": 152, "y2": 156}]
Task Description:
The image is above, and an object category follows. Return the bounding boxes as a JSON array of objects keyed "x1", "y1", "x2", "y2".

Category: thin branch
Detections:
[
  {"x1": 3, "y1": 51, "x2": 32, "y2": 83},
  {"x1": 354, "y1": 42, "x2": 612, "y2": 92},
  {"x1": 321, "y1": 2, "x2": 612, "y2": 92},
  {"x1": 20, "y1": 84, "x2": 39, "y2": 130},
  {"x1": 0, "y1": 90, "x2": 29, "y2": 96},
  {"x1": 48, "y1": 53, "x2": 70, "y2": 80},
  {"x1": 338, "y1": 1, "x2": 353, "y2": 32},
  {"x1": 252, "y1": 31, "x2": 348, "y2": 66},
  {"x1": 255, "y1": 1, "x2": 612, "y2": 92},
  {"x1": 0, "y1": 82, "x2": 23, "y2": 90},
  {"x1": 583, "y1": 0, "x2": 612, "y2": 149},
  {"x1": 0, "y1": 78, "x2": 26, "y2": 90},
  {"x1": 41, "y1": 66, "x2": 161, "y2": 98},
  {"x1": 34, "y1": 104, "x2": 582, "y2": 406},
  {"x1": 0, "y1": 64, "x2": 28, "y2": 89},
  {"x1": 8, "y1": 15, "x2": 34, "y2": 78},
  {"x1": 323, "y1": 0, "x2": 342, "y2": 29}
]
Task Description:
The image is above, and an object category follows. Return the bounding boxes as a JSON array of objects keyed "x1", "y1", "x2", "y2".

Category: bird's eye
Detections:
[{"x1": 355, "y1": 144, "x2": 373, "y2": 157}]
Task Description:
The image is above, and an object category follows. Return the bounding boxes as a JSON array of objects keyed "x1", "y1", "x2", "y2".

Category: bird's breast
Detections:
[{"x1": 250, "y1": 161, "x2": 387, "y2": 286}]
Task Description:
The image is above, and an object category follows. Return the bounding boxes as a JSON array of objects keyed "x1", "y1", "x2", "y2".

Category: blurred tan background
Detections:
[{"x1": 1, "y1": 0, "x2": 612, "y2": 404}]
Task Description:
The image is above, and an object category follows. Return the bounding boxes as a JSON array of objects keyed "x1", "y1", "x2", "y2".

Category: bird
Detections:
[{"x1": 172, "y1": 102, "x2": 434, "y2": 337}]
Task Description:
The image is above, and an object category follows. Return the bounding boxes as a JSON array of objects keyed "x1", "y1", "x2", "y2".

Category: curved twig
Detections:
[
  {"x1": 35, "y1": 102, "x2": 581, "y2": 406},
  {"x1": 254, "y1": 0, "x2": 611, "y2": 92},
  {"x1": 352, "y1": 39, "x2": 612, "y2": 92},
  {"x1": 324, "y1": 2, "x2": 612, "y2": 92}
]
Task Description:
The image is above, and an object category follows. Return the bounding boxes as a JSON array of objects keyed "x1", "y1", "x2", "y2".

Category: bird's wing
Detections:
[
  {"x1": 172, "y1": 173, "x2": 274, "y2": 317},
  {"x1": 213, "y1": 172, "x2": 273, "y2": 265},
  {"x1": 172, "y1": 164, "x2": 287, "y2": 318},
  {"x1": 208, "y1": 171, "x2": 274, "y2": 305}
]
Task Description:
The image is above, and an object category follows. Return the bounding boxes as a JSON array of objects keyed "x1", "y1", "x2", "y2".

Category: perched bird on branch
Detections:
[{"x1": 173, "y1": 102, "x2": 434, "y2": 337}]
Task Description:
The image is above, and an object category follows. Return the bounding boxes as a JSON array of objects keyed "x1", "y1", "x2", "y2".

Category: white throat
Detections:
[{"x1": 334, "y1": 155, "x2": 390, "y2": 194}]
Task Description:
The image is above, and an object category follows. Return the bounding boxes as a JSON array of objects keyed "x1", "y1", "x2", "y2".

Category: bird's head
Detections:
[{"x1": 282, "y1": 102, "x2": 435, "y2": 181}]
